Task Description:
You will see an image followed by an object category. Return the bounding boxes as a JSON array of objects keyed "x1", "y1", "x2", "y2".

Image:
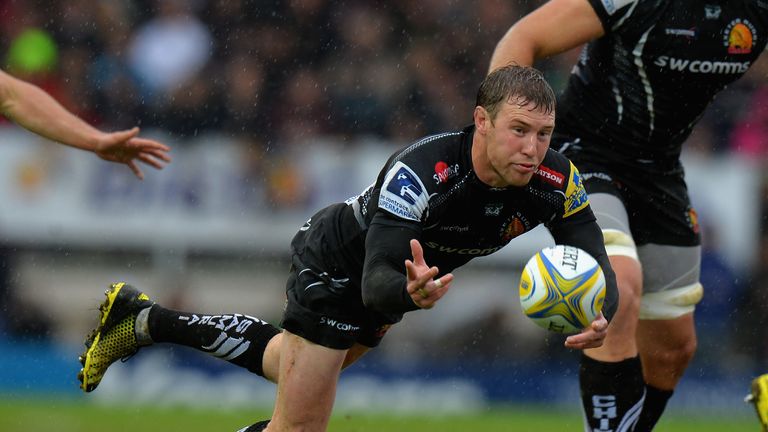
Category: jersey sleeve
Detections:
[
  {"x1": 364, "y1": 150, "x2": 436, "y2": 313},
  {"x1": 361, "y1": 211, "x2": 421, "y2": 314},
  {"x1": 549, "y1": 210, "x2": 620, "y2": 323},
  {"x1": 563, "y1": 160, "x2": 590, "y2": 218},
  {"x1": 546, "y1": 158, "x2": 619, "y2": 321}
]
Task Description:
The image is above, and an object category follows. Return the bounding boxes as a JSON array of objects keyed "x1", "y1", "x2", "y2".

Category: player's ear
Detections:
[{"x1": 474, "y1": 106, "x2": 491, "y2": 133}]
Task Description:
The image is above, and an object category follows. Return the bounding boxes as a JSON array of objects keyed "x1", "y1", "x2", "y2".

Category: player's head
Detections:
[
  {"x1": 476, "y1": 64, "x2": 556, "y2": 122},
  {"x1": 472, "y1": 65, "x2": 556, "y2": 188}
]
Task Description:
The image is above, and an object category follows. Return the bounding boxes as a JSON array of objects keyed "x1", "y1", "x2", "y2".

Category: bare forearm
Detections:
[
  {"x1": 0, "y1": 73, "x2": 101, "y2": 152},
  {"x1": 489, "y1": 27, "x2": 537, "y2": 72},
  {"x1": 489, "y1": 0, "x2": 605, "y2": 74}
]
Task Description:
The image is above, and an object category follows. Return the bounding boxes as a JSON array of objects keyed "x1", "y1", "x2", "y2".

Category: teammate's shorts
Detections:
[
  {"x1": 569, "y1": 159, "x2": 703, "y2": 319},
  {"x1": 280, "y1": 205, "x2": 400, "y2": 350}
]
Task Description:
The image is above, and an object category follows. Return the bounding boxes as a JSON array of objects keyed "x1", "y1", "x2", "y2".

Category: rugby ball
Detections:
[{"x1": 519, "y1": 245, "x2": 606, "y2": 333}]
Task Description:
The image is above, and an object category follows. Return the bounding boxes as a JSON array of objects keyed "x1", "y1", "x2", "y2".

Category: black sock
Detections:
[
  {"x1": 634, "y1": 384, "x2": 673, "y2": 431},
  {"x1": 580, "y1": 355, "x2": 645, "y2": 431},
  {"x1": 147, "y1": 305, "x2": 280, "y2": 377},
  {"x1": 236, "y1": 420, "x2": 270, "y2": 432}
]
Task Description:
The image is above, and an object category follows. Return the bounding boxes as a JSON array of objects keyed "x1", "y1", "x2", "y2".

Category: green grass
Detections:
[{"x1": 0, "y1": 397, "x2": 757, "y2": 431}]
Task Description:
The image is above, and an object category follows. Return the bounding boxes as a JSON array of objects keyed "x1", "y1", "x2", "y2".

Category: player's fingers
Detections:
[
  {"x1": 404, "y1": 259, "x2": 417, "y2": 280},
  {"x1": 129, "y1": 137, "x2": 171, "y2": 152},
  {"x1": 431, "y1": 273, "x2": 453, "y2": 298},
  {"x1": 137, "y1": 153, "x2": 166, "y2": 169},
  {"x1": 415, "y1": 269, "x2": 450, "y2": 306},
  {"x1": 144, "y1": 148, "x2": 172, "y2": 162},
  {"x1": 109, "y1": 127, "x2": 140, "y2": 143},
  {"x1": 592, "y1": 312, "x2": 608, "y2": 329},
  {"x1": 565, "y1": 328, "x2": 606, "y2": 349},
  {"x1": 127, "y1": 161, "x2": 143, "y2": 180},
  {"x1": 416, "y1": 266, "x2": 439, "y2": 287},
  {"x1": 410, "y1": 239, "x2": 427, "y2": 266}
]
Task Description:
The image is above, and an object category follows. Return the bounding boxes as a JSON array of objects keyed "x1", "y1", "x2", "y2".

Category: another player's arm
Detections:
[
  {"x1": 0, "y1": 69, "x2": 106, "y2": 150},
  {"x1": 0, "y1": 69, "x2": 170, "y2": 179},
  {"x1": 488, "y1": 0, "x2": 604, "y2": 72},
  {"x1": 362, "y1": 212, "x2": 451, "y2": 312}
]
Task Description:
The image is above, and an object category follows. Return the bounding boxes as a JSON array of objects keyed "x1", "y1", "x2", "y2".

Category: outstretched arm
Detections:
[
  {"x1": 404, "y1": 239, "x2": 453, "y2": 310},
  {"x1": 362, "y1": 214, "x2": 452, "y2": 313},
  {"x1": 0, "y1": 69, "x2": 170, "y2": 179},
  {"x1": 489, "y1": 0, "x2": 605, "y2": 72}
]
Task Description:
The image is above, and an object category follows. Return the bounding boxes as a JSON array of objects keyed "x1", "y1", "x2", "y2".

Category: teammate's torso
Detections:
[{"x1": 556, "y1": 0, "x2": 768, "y2": 168}]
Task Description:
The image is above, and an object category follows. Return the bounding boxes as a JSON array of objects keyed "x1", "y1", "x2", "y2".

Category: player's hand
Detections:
[
  {"x1": 405, "y1": 239, "x2": 453, "y2": 309},
  {"x1": 564, "y1": 312, "x2": 608, "y2": 350},
  {"x1": 94, "y1": 127, "x2": 172, "y2": 180}
]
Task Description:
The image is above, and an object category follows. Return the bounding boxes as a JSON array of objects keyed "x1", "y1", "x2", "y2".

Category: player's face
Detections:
[{"x1": 474, "y1": 99, "x2": 555, "y2": 187}]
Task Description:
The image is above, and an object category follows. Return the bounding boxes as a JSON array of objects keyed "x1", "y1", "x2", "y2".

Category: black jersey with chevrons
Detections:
[
  {"x1": 356, "y1": 126, "x2": 598, "y2": 272},
  {"x1": 554, "y1": 0, "x2": 768, "y2": 171},
  {"x1": 294, "y1": 125, "x2": 618, "y2": 317}
]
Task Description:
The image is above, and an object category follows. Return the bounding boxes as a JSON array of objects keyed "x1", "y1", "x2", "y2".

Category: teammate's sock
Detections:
[
  {"x1": 236, "y1": 420, "x2": 270, "y2": 432},
  {"x1": 147, "y1": 305, "x2": 280, "y2": 377},
  {"x1": 580, "y1": 354, "x2": 645, "y2": 431},
  {"x1": 634, "y1": 384, "x2": 673, "y2": 431}
]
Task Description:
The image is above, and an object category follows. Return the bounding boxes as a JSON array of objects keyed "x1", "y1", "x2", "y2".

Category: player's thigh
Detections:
[
  {"x1": 637, "y1": 243, "x2": 702, "y2": 321},
  {"x1": 343, "y1": 343, "x2": 370, "y2": 369},
  {"x1": 588, "y1": 192, "x2": 643, "y2": 298},
  {"x1": 589, "y1": 192, "x2": 703, "y2": 320},
  {"x1": 272, "y1": 330, "x2": 347, "y2": 429}
]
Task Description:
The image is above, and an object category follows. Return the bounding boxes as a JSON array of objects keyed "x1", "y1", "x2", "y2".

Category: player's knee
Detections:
[{"x1": 648, "y1": 337, "x2": 697, "y2": 369}]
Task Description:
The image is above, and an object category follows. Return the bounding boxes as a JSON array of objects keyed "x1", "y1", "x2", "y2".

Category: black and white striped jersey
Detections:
[{"x1": 554, "y1": 0, "x2": 768, "y2": 172}]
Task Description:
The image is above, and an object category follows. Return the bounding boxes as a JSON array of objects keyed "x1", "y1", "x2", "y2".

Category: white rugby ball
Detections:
[{"x1": 519, "y1": 245, "x2": 606, "y2": 333}]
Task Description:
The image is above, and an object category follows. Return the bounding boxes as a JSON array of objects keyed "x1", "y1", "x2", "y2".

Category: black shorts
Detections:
[
  {"x1": 280, "y1": 206, "x2": 401, "y2": 350},
  {"x1": 565, "y1": 155, "x2": 701, "y2": 247}
]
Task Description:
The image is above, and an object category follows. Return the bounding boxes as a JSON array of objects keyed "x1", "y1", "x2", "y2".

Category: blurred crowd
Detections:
[
  {"x1": 0, "y1": 0, "x2": 570, "y2": 148},
  {"x1": 0, "y1": 0, "x2": 766, "y2": 370}
]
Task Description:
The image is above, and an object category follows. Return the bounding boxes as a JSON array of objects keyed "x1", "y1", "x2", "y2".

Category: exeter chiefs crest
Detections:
[{"x1": 724, "y1": 19, "x2": 757, "y2": 54}]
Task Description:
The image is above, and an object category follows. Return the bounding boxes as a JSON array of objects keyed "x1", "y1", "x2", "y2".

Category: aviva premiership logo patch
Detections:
[
  {"x1": 600, "y1": 0, "x2": 634, "y2": 15},
  {"x1": 379, "y1": 161, "x2": 429, "y2": 221},
  {"x1": 563, "y1": 162, "x2": 589, "y2": 218}
]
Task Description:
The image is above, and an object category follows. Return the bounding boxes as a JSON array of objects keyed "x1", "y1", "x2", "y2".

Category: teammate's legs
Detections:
[
  {"x1": 634, "y1": 314, "x2": 695, "y2": 430},
  {"x1": 633, "y1": 243, "x2": 701, "y2": 430},
  {"x1": 586, "y1": 255, "x2": 642, "y2": 360},
  {"x1": 579, "y1": 193, "x2": 646, "y2": 431},
  {"x1": 637, "y1": 315, "x2": 696, "y2": 388}
]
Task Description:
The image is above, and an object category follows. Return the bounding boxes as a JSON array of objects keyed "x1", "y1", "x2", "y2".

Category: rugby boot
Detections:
[
  {"x1": 77, "y1": 282, "x2": 154, "y2": 392},
  {"x1": 747, "y1": 374, "x2": 768, "y2": 431}
]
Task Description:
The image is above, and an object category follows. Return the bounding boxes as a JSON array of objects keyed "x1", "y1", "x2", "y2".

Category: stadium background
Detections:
[{"x1": 0, "y1": 0, "x2": 765, "y2": 429}]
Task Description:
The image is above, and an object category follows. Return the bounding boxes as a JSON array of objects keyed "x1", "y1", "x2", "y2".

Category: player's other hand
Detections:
[
  {"x1": 405, "y1": 239, "x2": 453, "y2": 309},
  {"x1": 94, "y1": 127, "x2": 172, "y2": 180},
  {"x1": 564, "y1": 312, "x2": 608, "y2": 350}
]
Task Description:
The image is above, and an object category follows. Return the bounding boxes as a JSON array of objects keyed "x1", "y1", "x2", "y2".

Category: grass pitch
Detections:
[{"x1": 0, "y1": 397, "x2": 756, "y2": 431}]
